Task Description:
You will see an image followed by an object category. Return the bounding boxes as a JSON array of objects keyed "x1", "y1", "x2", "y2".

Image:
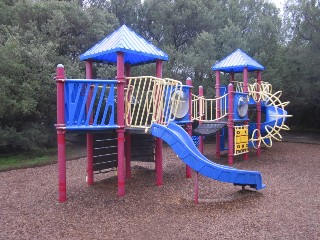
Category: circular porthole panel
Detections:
[
  {"x1": 170, "y1": 90, "x2": 189, "y2": 119},
  {"x1": 237, "y1": 96, "x2": 248, "y2": 118}
]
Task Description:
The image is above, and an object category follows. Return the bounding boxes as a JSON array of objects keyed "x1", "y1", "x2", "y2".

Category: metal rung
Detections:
[
  {"x1": 93, "y1": 153, "x2": 117, "y2": 158},
  {"x1": 93, "y1": 160, "x2": 117, "y2": 165},
  {"x1": 94, "y1": 146, "x2": 117, "y2": 150},
  {"x1": 96, "y1": 138, "x2": 117, "y2": 142},
  {"x1": 94, "y1": 168, "x2": 117, "y2": 174}
]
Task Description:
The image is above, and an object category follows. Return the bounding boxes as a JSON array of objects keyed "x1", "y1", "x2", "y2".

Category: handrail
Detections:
[
  {"x1": 125, "y1": 76, "x2": 183, "y2": 129},
  {"x1": 192, "y1": 93, "x2": 228, "y2": 122}
]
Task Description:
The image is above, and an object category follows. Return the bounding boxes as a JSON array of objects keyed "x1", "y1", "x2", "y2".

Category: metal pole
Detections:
[
  {"x1": 125, "y1": 64, "x2": 131, "y2": 179},
  {"x1": 198, "y1": 86, "x2": 204, "y2": 154},
  {"x1": 117, "y1": 52, "x2": 126, "y2": 196},
  {"x1": 227, "y1": 83, "x2": 234, "y2": 165},
  {"x1": 186, "y1": 77, "x2": 192, "y2": 178},
  {"x1": 86, "y1": 60, "x2": 94, "y2": 186},
  {"x1": 256, "y1": 70, "x2": 262, "y2": 157},
  {"x1": 155, "y1": 59, "x2": 163, "y2": 186},
  {"x1": 194, "y1": 172, "x2": 199, "y2": 204},
  {"x1": 215, "y1": 70, "x2": 221, "y2": 158},
  {"x1": 243, "y1": 68, "x2": 249, "y2": 160},
  {"x1": 56, "y1": 64, "x2": 67, "y2": 202}
]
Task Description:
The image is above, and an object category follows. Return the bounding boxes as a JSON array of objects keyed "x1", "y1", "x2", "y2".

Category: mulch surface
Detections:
[{"x1": 1, "y1": 141, "x2": 320, "y2": 239}]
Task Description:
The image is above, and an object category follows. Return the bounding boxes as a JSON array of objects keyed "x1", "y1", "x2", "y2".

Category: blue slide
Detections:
[{"x1": 151, "y1": 122, "x2": 265, "y2": 190}]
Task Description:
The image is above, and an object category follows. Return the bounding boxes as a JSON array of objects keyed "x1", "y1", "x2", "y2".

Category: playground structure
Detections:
[{"x1": 55, "y1": 25, "x2": 291, "y2": 203}]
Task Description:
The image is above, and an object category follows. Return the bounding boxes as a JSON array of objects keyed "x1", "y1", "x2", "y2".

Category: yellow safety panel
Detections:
[
  {"x1": 234, "y1": 125, "x2": 249, "y2": 155},
  {"x1": 240, "y1": 135, "x2": 248, "y2": 142}
]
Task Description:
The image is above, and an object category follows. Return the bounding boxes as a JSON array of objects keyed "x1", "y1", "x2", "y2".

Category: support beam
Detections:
[
  {"x1": 117, "y1": 52, "x2": 126, "y2": 197},
  {"x1": 227, "y1": 83, "x2": 234, "y2": 165},
  {"x1": 243, "y1": 68, "x2": 249, "y2": 161},
  {"x1": 86, "y1": 60, "x2": 94, "y2": 186},
  {"x1": 125, "y1": 64, "x2": 132, "y2": 179},
  {"x1": 194, "y1": 172, "x2": 199, "y2": 204},
  {"x1": 155, "y1": 59, "x2": 163, "y2": 186},
  {"x1": 185, "y1": 77, "x2": 192, "y2": 178},
  {"x1": 215, "y1": 71, "x2": 221, "y2": 158},
  {"x1": 198, "y1": 86, "x2": 204, "y2": 154},
  {"x1": 256, "y1": 70, "x2": 262, "y2": 157},
  {"x1": 56, "y1": 64, "x2": 67, "y2": 202}
]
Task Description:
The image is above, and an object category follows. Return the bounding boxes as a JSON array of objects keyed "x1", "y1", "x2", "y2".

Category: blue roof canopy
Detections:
[
  {"x1": 211, "y1": 49, "x2": 265, "y2": 73},
  {"x1": 80, "y1": 25, "x2": 168, "y2": 66}
]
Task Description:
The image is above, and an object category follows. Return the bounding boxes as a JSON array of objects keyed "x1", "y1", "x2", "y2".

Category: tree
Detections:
[
  {"x1": 281, "y1": 0, "x2": 320, "y2": 128},
  {"x1": 0, "y1": 0, "x2": 118, "y2": 151}
]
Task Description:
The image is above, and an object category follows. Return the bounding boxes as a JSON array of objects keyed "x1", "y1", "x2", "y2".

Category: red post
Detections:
[
  {"x1": 198, "y1": 86, "x2": 204, "y2": 154},
  {"x1": 186, "y1": 77, "x2": 192, "y2": 178},
  {"x1": 243, "y1": 67, "x2": 249, "y2": 160},
  {"x1": 56, "y1": 64, "x2": 67, "y2": 202},
  {"x1": 86, "y1": 60, "x2": 94, "y2": 185},
  {"x1": 215, "y1": 70, "x2": 221, "y2": 158},
  {"x1": 125, "y1": 64, "x2": 131, "y2": 179},
  {"x1": 227, "y1": 83, "x2": 234, "y2": 165},
  {"x1": 256, "y1": 70, "x2": 262, "y2": 157},
  {"x1": 194, "y1": 172, "x2": 199, "y2": 204},
  {"x1": 117, "y1": 52, "x2": 126, "y2": 196},
  {"x1": 230, "y1": 72, "x2": 235, "y2": 84},
  {"x1": 155, "y1": 59, "x2": 163, "y2": 186}
]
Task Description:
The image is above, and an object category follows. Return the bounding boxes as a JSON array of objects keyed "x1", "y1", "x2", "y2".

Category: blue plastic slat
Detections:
[
  {"x1": 77, "y1": 83, "x2": 91, "y2": 126},
  {"x1": 85, "y1": 83, "x2": 99, "y2": 126},
  {"x1": 93, "y1": 84, "x2": 107, "y2": 126},
  {"x1": 101, "y1": 84, "x2": 115, "y2": 126}
]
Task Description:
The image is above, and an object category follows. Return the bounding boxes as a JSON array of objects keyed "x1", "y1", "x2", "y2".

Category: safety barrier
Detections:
[
  {"x1": 245, "y1": 81, "x2": 292, "y2": 148},
  {"x1": 125, "y1": 76, "x2": 183, "y2": 129},
  {"x1": 249, "y1": 90, "x2": 291, "y2": 148},
  {"x1": 64, "y1": 79, "x2": 117, "y2": 130},
  {"x1": 235, "y1": 81, "x2": 272, "y2": 101},
  {"x1": 192, "y1": 94, "x2": 228, "y2": 122}
]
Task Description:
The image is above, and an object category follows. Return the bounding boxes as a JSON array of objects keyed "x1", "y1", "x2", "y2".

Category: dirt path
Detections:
[{"x1": 1, "y1": 142, "x2": 320, "y2": 239}]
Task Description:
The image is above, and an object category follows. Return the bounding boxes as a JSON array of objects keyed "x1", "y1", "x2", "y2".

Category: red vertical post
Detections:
[
  {"x1": 230, "y1": 72, "x2": 235, "y2": 84},
  {"x1": 227, "y1": 83, "x2": 234, "y2": 165},
  {"x1": 198, "y1": 86, "x2": 204, "y2": 154},
  {"x1": 56, "y1": 64, "x2": 67, "y2": 202},
  {"x1": 155, "y1": 59, "x2": 163, "y2": 186},
  {"x1": 186, "y1": 77, "x2": 192, "y2": 178},
  {"x1": 125, "y1": 65, "x2": 131, "y2": 179},
  {"x1": 86, "y1": 60, "x2": 94, "y2": 186},
  {"x1": 117, "y1": 52, "x2": 126, "y2": 196},
  {"x1": 243, "y1": 67, "x2": 249, "y2": 160},
  {"x1": 256, "y1": 70, "x2": 262, "y2": 157},
  {"x1": 215, "y1": 70, "x2": 221, "y2": 158},
  {"x1": 194, "y1": 172, "x2": 199, "y2": 204}
]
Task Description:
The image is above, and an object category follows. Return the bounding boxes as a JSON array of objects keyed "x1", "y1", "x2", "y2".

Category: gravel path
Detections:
[{"x1": 1, "y1": 142, "x2": 320, "y2": 239}]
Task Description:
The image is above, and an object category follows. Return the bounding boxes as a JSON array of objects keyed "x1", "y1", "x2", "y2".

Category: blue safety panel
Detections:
[
  {"x1": 151, "y1": 122, "x2": 265, "y2": 190},
  {"x1": 64, "y1": 79, "x2": 118, "y2": 131},
  {"x1": 212, "y1": 49, "x2": 265, "y2": 73},
  {"x1": 80, "y1": 25, "x2": 168, "y2": 66}
]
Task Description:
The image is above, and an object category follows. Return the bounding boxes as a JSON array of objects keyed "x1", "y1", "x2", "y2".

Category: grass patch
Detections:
[{"x1": 0, "y1": 144, "x2": 86, "y2": 172}]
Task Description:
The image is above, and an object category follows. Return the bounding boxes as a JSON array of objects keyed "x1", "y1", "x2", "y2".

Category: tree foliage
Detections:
[
  {"x1": 281, "y1": 0, "x2": 320, "y2": 128},
  {"x1": 0, "y1": 0, "x2": 118, "y2": 150},
  {"x1": 0, "y1": 0, "x2": 319, "y2": 151}
]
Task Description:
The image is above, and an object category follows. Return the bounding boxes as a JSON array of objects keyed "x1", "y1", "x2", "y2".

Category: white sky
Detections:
[{"x1": 272, "y1": 0, "x2": 285, "y2": 9}]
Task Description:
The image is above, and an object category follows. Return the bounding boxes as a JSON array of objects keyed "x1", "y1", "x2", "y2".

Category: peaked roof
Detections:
[
  {"x1": 80, "y1": 25, "x2": 169, "y2": 66},
  {"x1": 211, "y1": 49, "x2": 265, "y2": 73}
]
